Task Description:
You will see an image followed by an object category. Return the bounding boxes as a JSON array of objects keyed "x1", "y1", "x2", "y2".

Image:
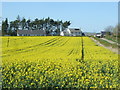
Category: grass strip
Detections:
[{"x1": 93, "y1": 37, "x2": 118, "y2": 49}]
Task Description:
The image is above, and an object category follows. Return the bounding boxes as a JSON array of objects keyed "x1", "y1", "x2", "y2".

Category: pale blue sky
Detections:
[{"x1": 2, "y1": 2, "x2": 118, "y2": 32}]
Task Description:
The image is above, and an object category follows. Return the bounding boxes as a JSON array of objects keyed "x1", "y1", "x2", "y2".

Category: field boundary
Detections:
[{"x1": 90, "y1": 37, "x2": 119, "y2": 54}]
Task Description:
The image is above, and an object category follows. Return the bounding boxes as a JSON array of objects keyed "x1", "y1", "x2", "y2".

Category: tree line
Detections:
[
  {"x1": 102, "y1": 25, "x2": 120, "y2": 43},
  {"x1": 2, "y1": 15, "x2": 71, "y2": 36},
  {"x1": 104, "y1": 25, "x2": 118, "y2": 36}
]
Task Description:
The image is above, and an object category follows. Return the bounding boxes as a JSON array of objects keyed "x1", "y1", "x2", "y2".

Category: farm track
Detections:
[
  {"x1": 2, "y1": 37, "x2": 58, "y2": 57},
  {"x1": 2, "y1": 37, "x2": 60, "y2": 53},
  {"x1": 2, "y1": 37, "x2": 71, "y2": 57},
  {"x1": 67, "y1": 37, "x2": 83, "y2": 59},
  {"x1": 90, "y1": 37, "x2": 118, "y2": 54},
  {"x1": 4, "y1": 37, "x2": 59, "y2": 52},
  {"x1": 67, "y1": 49, "x2": 74, "y2": 56}
]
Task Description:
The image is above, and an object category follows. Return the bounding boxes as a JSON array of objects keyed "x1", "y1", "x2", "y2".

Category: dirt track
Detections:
[
  {"x1": 100, "y1": 38, "x2": 120, "y2": 46},
  {"x1": 90, "y1": 37, "x2": 119, "y2": 54}
]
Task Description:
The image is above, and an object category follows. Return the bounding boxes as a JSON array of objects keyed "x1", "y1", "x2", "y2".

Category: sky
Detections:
[{"x1": 2, "y1": 2, "x2": 118, "y2": 32}]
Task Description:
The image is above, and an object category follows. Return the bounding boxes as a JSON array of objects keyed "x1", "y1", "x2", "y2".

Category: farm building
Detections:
[
  {"x1": 60, "y1": 28, "x2": 82, "y2": 36},
  {"x1": 17, "y1": 30, "x2": 46, "y2": 36},
  {"x1": 60, "y1": 28, "x2": 71, "y2": 36}
]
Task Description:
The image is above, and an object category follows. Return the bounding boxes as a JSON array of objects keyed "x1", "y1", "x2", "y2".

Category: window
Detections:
[{"x1": 75, "y1": 29, "x2": 79, "y2": 30}]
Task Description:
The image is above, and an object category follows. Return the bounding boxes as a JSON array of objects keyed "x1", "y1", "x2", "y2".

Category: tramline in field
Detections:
[{"x1": 1, "y1": 36, "x2": 119, "y2": 88}]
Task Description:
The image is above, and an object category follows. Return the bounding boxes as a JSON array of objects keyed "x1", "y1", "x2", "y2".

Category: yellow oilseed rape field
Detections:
[{"x1": 1, "y1": 36, "x2": 119, "y2": 88}]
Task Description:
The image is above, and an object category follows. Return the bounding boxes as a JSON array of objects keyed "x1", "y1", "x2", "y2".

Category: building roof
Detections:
[
  {"x1": 69, "y1": 28, "x2": 82, "y2": 32},
  {"x1": 17, "y1": 30, "x2": 46, "y2": 34}
]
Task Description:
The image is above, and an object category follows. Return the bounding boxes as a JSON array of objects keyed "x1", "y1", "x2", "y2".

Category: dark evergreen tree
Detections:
[{"x1": 2, "y1": 18, "x2": 9, "y2": 35}]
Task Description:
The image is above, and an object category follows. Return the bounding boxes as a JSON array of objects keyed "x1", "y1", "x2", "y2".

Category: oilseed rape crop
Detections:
[{"x1": 1, "y1": 36, "x2": 119, "y2": 88}]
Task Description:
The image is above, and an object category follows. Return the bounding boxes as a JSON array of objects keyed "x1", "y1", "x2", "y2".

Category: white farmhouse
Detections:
[
  {"x1": 60, "y1": 28, "x2": 71, "y2": 36},
  {"x1": 60, "y1": 28, "x2": 82, "y2": 36}
]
